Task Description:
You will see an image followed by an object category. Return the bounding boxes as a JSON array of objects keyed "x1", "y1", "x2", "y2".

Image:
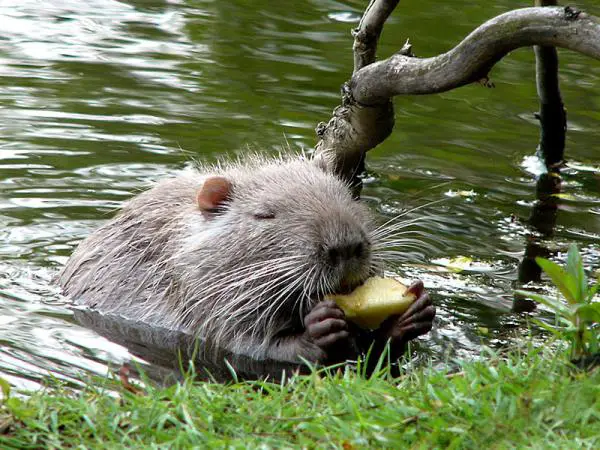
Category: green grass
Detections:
[{"x1": 2, "y1": 346, "x2": 599, "y2": 449}]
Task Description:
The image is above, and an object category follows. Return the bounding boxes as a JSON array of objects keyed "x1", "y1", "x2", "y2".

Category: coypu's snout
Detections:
[
  {"x1": 325, "y1": 240, "x2": 367, "y2": 274},
  {"x1": 319, "y1": 215, "x2": 373, "y2": 295}
]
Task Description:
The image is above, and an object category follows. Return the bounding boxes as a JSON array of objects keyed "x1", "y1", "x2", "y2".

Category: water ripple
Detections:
[{"x1": 0, "y1": 0, "x2": 599, "y2": 389}]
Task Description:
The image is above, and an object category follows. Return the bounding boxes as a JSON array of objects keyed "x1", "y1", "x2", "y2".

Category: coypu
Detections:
[{"x1": 59, "y1": 155, "x2": 435, "y2": 364}]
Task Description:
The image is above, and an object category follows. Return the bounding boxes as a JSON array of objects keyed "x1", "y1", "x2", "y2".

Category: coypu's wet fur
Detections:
[{"x1": 60, "y1": 155, "x2": 435, "y2": 363}]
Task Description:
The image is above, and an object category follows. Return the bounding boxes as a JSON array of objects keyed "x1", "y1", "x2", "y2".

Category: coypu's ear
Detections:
[{"x1": 197, "y1": 176, "x2": 232, "y2": 213}]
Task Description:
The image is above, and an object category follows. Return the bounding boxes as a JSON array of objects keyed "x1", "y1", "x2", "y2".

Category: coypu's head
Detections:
[{"x1": 177, "y1": 157, "x2": 380, "y2": 331}]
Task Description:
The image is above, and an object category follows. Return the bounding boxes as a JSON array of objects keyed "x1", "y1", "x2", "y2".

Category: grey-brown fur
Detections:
[{"x1": 59, "y1": 155, "x2": 383, "y2": 361}]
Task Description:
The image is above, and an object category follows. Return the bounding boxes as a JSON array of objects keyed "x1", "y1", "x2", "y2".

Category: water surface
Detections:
[{"x1": 1, "y1": 0, "x2": 599, "y2": 389}]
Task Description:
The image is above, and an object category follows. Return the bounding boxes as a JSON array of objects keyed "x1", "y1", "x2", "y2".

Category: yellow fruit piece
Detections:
[{"x1": 325, "y1": 277, "x2": 416, "y2": 330}]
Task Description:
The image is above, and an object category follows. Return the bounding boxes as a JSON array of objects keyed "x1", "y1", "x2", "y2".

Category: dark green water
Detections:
[{"x1": 1, "y1": 0, "x2": 599, "y2": 389}]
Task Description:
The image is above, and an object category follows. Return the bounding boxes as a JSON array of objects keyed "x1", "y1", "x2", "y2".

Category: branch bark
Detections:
[
  {"x1": 352, "y1": 0, "x2": 400, "y2": 73},
  {"x1": 314, "y1": 0, "x2": 404, "y2": 191},
  {"x1": 314, "y1": 4, "x2": 600, "y2": 183},
  {"x1": 313, "y1": 84, "x2": 394, "y2": 193},
  {"x1": 351, "y1": 6, "x2": 600, "y2": 104}
]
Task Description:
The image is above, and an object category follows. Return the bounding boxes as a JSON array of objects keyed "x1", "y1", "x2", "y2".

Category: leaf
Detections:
[
  {"x1": 531, "y1": 318, "x2": 563, "y2": 337},
  {"x1": 576, "y1": 304, "x2": 600, "y2": 324},
  {"x1": 551, "y1": 193, "x2": 576, "y2": 200},
  {"x1": 586, "y1": 327, "x2": 599, "y2": 353},
  {"x1": 446, "y1": 256, "x2": 473, "y2": 273},
  {"x1": 535, "y1": 257, "x2": 578, "y2": 305},
  {"x1": 586, "y1": 282, "x2": 599, "y2": 303},
  {"x1": 118, "y1": 364, "x2": 144, "y2": 396},
  {"x1": 566, "y1": 244, "x2": 587, "y2": 302},
  {"x1": 515, "y1": 290, "x2": 571, "y2": 318},
  {"x1": 5, "y1": 397, "x2": 38, "y2": 420}
]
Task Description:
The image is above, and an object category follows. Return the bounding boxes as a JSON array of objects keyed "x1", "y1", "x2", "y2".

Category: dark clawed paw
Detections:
[
  {"x1": 388, "y1": 307, "x2": 435, "y2": 343},
  {"x1": 379, "y1": 281, "x2": 436, "y2": 344},
  {"x1": 304, "y1": 300, "x2": 350, "y2": 353}
]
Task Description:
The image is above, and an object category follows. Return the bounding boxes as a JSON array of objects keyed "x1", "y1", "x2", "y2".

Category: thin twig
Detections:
[{"x1": 353, "y1": 0, "x2": 401, "y2": 73}]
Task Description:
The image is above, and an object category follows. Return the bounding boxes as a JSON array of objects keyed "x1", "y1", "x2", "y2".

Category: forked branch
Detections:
[
  {"x1": 352, "y1": 0, "x2": 400, "y2": 73},
  {"x1": 315, "y1": 3, "x2": 600, "y2": 183},
  {"x1": 351, "y1": 6, "x2": 600, "y2": 105}
]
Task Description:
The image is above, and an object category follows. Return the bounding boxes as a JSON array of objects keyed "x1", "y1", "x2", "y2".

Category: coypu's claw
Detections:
[
  {"x1": 377, "y1": 280, "x2": 436, "y2": 345},
  {"x1": 303, "y1": 300, "x2": 351, "y2": 361}
]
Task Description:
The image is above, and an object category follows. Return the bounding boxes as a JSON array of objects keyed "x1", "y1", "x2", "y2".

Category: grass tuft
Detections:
[{"x1": 1, "y1": 345, "x2": 599, "y2": 449}]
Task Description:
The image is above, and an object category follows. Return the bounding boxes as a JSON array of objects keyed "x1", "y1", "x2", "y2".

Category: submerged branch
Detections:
[{"x1": 533, "y1": 0, "x2": 567, "y2": 167}]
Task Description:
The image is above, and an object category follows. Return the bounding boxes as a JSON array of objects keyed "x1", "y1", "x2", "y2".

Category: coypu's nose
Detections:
[{"x1": 326, "y1": 241, "x2": 366, "y2": 267}]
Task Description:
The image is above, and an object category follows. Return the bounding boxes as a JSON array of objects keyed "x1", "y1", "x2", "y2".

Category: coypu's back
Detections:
[
  {"x1": 59, "y1": 175, "x2": 200, "y2": 324},
  {"x1": 59, "y1": 155, "x2": 378, "y2": 359}
]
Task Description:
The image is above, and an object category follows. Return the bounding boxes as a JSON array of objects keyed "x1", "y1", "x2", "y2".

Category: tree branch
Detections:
[
  {"x1": 351, "y1": 6, "x2": 600, "y2": 105},
  {"x1": 353, "y1": 0, "x2": 400, "y2": 73},
  {"x1": 314, "y1": 0, "x2": 403, "y2": 190},
  {"x1": 315, "y1": 5, "x2": 600, "y2": 184}
]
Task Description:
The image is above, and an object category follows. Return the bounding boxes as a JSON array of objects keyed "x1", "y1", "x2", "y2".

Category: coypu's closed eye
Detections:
[{"x1": 253, "y1": 211, "x2": 276, "y2": 220}]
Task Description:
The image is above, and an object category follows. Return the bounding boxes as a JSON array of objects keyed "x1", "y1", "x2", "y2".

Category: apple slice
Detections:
[{"x1": 325, "y1": 277, "x2": 416, "y2": 329}]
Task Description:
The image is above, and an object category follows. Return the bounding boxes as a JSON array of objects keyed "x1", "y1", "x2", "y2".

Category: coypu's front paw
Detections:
[
  {"x1": 377, "y1": 280, "x2": 436, "y2": 346},
  {"x1": 303, "y1": 300, "x2": 350, "y2": 362}
]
